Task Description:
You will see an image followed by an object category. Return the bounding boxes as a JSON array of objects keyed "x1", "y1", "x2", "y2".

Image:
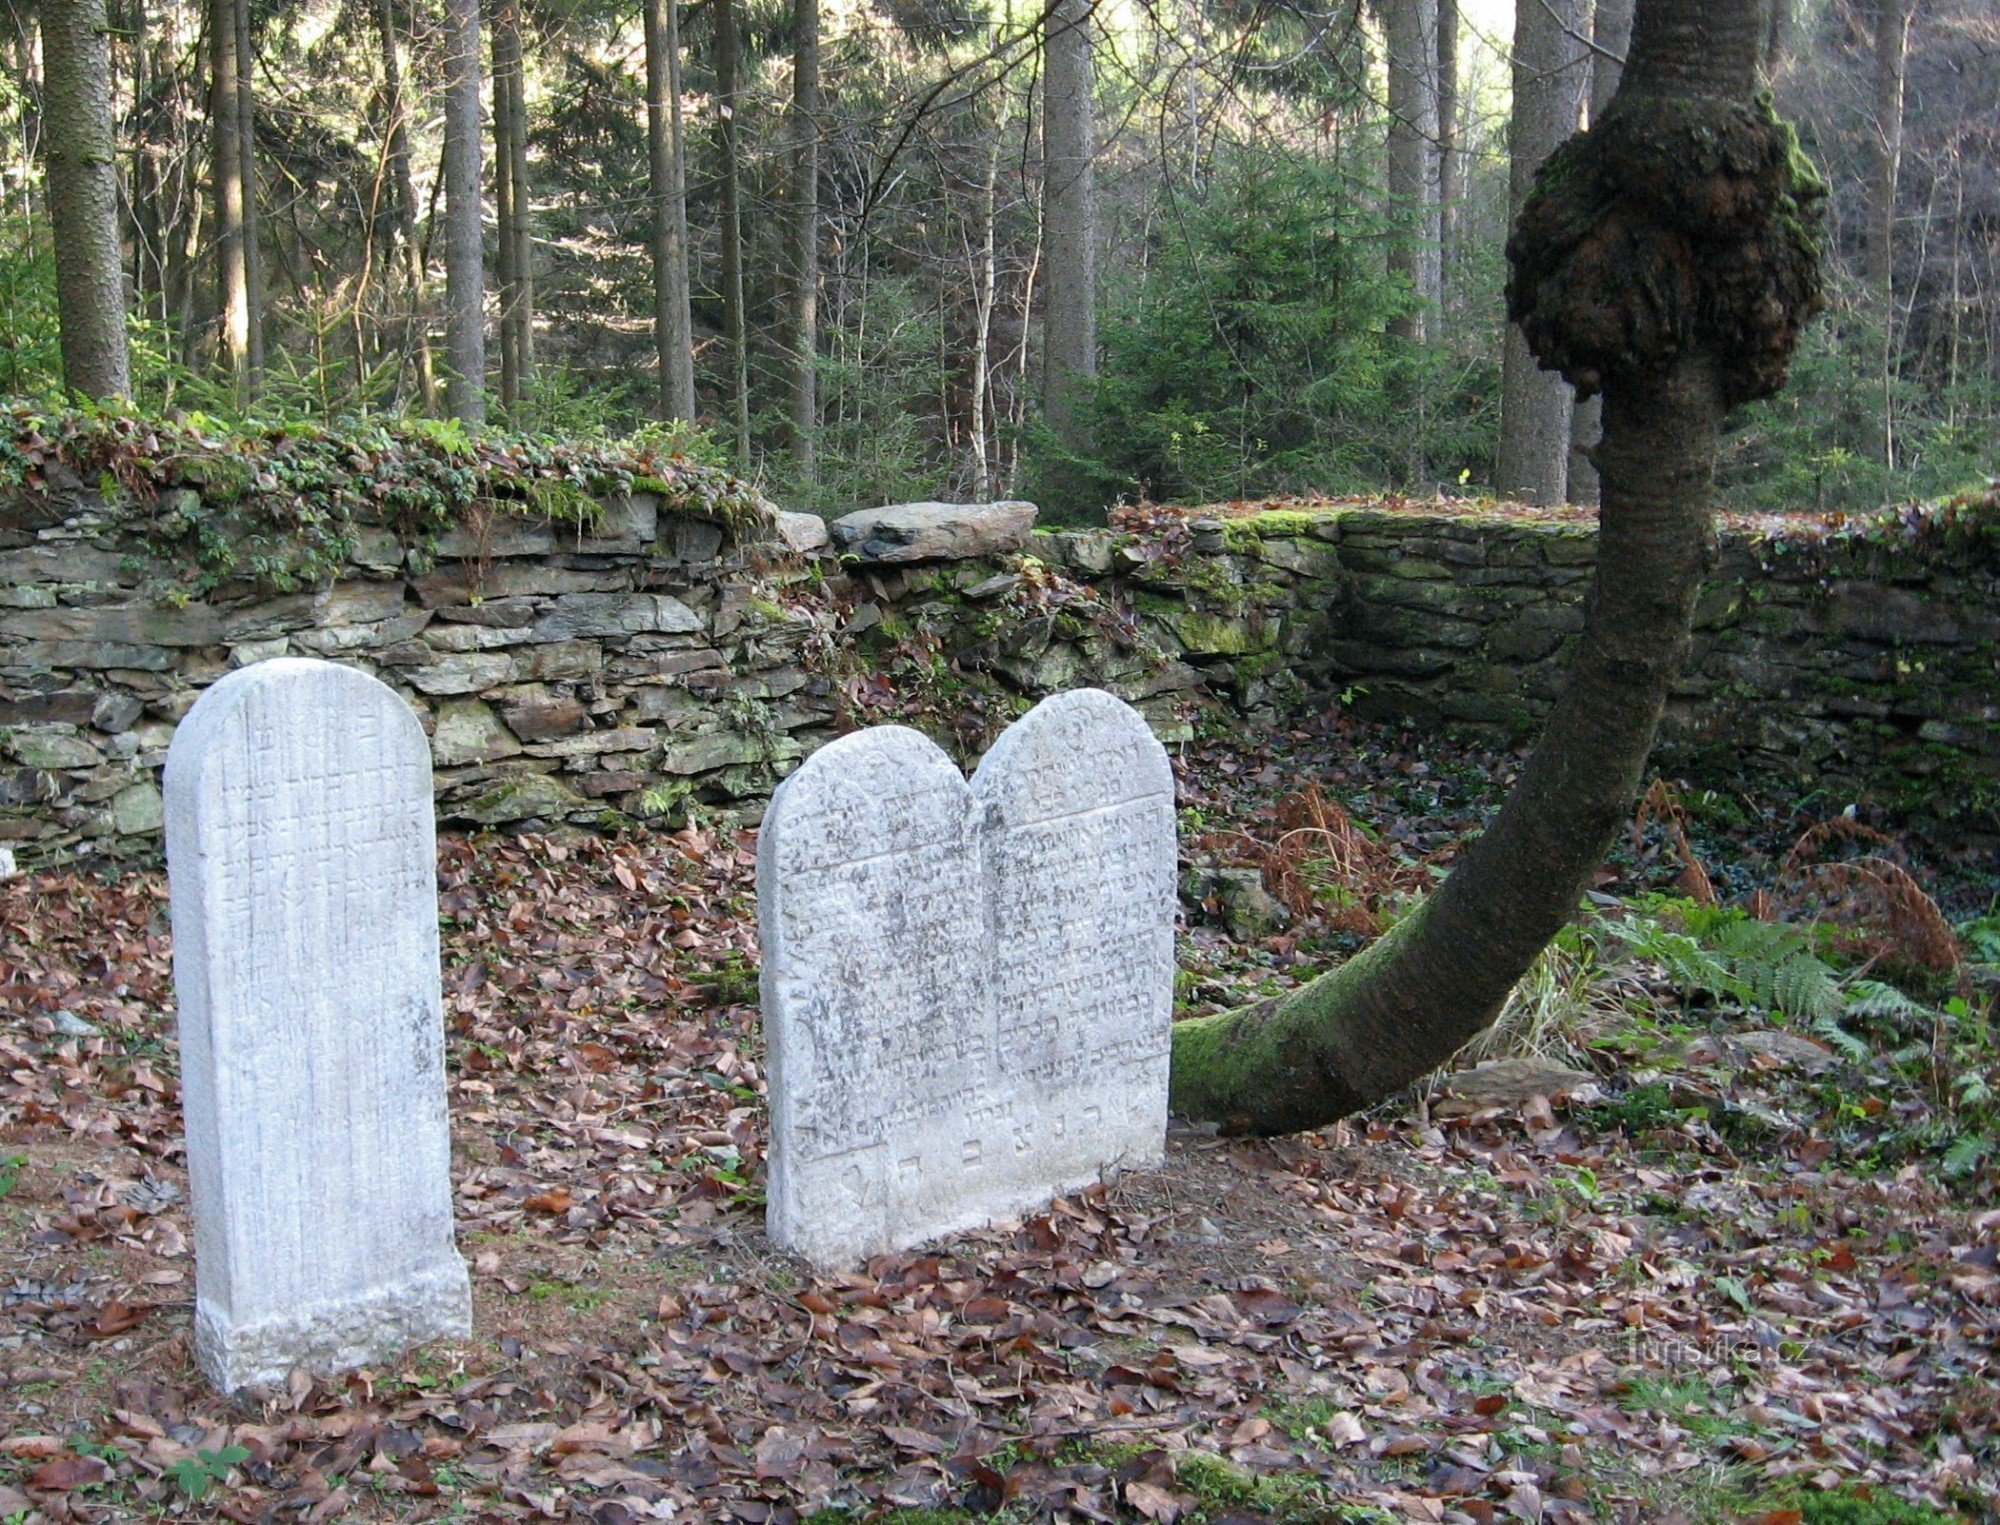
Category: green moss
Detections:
[
  {"x1": 0, "y1": 403, "x2": 772, "y2": 595},
  {"x1": 1219, "y1": 508, "x2": 1330, "y2": 549}
]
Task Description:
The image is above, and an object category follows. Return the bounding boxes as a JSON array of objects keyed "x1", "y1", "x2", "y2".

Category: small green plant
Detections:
[
  {"x1": 0, "y1": 1151, "x2": 24, "y2": 1198},
  {"x1": 1590, "y1": 1080, "x2": 1679, "y2": 1135},
  {"x1": 1795, "y1": 1485, "x2": 1967, "y2": 1524},
  {"x1": 168, "y1": 1445, "x2": 250, "y2": 1501}
]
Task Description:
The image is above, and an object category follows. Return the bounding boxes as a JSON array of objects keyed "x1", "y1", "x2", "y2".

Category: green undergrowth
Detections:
[
  {"x1": 0, "y1": 401, "x2": 770, "y2": 593},
  {"x1": 1506, "y1": 895, "x2": 2000, "y2": 1193}
]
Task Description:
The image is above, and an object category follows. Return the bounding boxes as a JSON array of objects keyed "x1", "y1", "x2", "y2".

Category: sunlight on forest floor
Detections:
[{"x1": 2, "y1": 722, "x2": 1994, "y2": 1523}]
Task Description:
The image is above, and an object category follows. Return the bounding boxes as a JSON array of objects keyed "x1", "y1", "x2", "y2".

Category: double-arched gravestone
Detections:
[
  {"x1": 166, "y1": 658, "x2": 470, "y2": 1392},
  {"x1": 759, "y1": 688, "x2": 1177, "y2": 1266}
]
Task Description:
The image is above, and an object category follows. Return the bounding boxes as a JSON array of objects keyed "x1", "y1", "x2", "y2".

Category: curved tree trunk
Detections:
[
  {"x1": 1172, "y1": 0, "x2": 1823, "y2": 1135},
  {"x1": 42, "y1": 0, "x2": 131, "y2": 398}
]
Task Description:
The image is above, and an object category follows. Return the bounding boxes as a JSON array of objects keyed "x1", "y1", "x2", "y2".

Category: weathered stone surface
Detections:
[
  {"x1": 497, "y1": 692, "x2": 587, "y2": 740},
  {"x1": 164, "y1": 658, "x2": 469, "y2": 1392},
  {"x1": 0, "y1": 688, "x2": 99, "y2": 726},
  {"x1": 6, "y1": 726, "x2": 105, "y2": 769},
  {"x1": 450, "y1": 768, "x2": 586, "y2": 824},
  {"x1": 403, "y1": 652, "x2": 518, "y2": 696},
  {"x1": 431, "y1": 698, "x2": 524, "y2": 767},
  {"x1": 528, "y1": 592, "x2": 702, "y2": 642},
  {"x1": 15, "y1": 639, "x2": 175, "y2": 670},
  {"x1": 658, "y1": 730, "x2": 767, "y2": 775},
  {"x1": 761, "y1": 689, "x2": 1173, "y2": 1266},
  {"x1": 111, "y1": 781, "x2": 164, "y2": 834},
  {"x1": 830, "y1": 500, "x2": 1036, "y2": 564},
  {"x1": 432, "y1": 520, "x2": 558, "y2": 559},
  {"x1": 773, "y1": 511, "x2": 830, "y2": 555}
]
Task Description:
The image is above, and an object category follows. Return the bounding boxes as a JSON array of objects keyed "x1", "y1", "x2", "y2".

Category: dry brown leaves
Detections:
[{"x1": 2, "y1": 767, "x2": 1996, "y2": 1522}]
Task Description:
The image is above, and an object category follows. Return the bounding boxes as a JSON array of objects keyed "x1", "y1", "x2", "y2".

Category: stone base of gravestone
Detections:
[
  {"x1": 759, "y1": 688, "x2": 1175, "y2": 1266},
  {"x1": 166, "y1": 658, "x2": 470, "y2": 1392}
]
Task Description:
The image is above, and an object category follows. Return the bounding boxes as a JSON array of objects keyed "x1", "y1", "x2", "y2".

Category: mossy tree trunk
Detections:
[
  {"x1": 1171, "y1": 0, "x2": 1826, "y2": 1135},
  {"x1": 41, "y1": 0, "x2": 130, "y2": 399}
]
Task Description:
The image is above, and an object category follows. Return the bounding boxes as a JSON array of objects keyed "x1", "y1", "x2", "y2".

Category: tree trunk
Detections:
[
  {"x1": 1380, "y1": 0, "x2": 1439, "y2": 342},
  {"x1": 1041, "y1": 0, "x2": 1097, "y2": 459},
  {"x1": 788, "y1": 0, "x2": 819, "y2": 475},
  {"x1": 376, "y1": 0, "x2": 435, "y2": 410},
  {"x1": 970, "y1": 97, "x2": 1008, "y2": 502},
  {"x1": 492, "y1": 12, "x2": 518, "y2": 410},
  {"x1": 1868, "y1": 0, "x2": 1911, "y2": 470},
  {"x1": 1568, "y1": 0, "x2": 1635, "y2": 505},
  {"x1": 232, "y1": 0, "x2": 262, "y2": 389},
  {"x1": 647, "y1": 0, "x2": 696, "y2": 421},
  {"x1": 715, "y1": 0, "x2": 750, "y2": 466},
  {"x1": 490, "y1": 1, "x2": 532, "y2": 412},
  {"x1": 442, "y1": 0, "x2": 486, "y2": 422},
  {"x1": 1763, "y1": 0, "x2": 1793, "y2": 78},
  {"x1": 1435, "y1": 0, "x2": 1458, "y2": 328},
  {"x1": 208, "y1": 0, "x2": 249, "y2": 392},
  {"x1": 504, "y1": 8, "x2": 532, "y2": 385},
  {"x1": 1171, "y1": 0, "x2": 1823, "y2": 1134},
  {"x1": 1495, "y1": 0, "x2": 1588, "y2": 504},
  {"x1": 41, "y1": 0, "x2": 130, "y2": 398}
]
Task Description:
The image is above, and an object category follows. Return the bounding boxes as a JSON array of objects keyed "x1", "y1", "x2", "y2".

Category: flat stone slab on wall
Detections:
[
  {"x1": 165, "y1": 658, "x2": 470, "y2": 1391},
  {"x1": 759, "y1": 689, "x2": 1175, "y2": 1266}
]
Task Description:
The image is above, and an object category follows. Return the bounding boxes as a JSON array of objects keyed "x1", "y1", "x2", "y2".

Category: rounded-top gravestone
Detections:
[{"x1": 165, "y1": 657, "x2": 470, "y2": 1392}]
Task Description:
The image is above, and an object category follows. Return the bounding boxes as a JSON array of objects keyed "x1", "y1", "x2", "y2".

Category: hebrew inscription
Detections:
[
  {"x1": 166, "y1": 658, "x2": 470, "y2": 1391},
  {"x1": 760, "y1": 690, "x2": 1174, "y2": 1266}
]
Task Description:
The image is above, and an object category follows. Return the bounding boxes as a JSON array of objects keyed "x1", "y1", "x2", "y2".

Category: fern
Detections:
[
  {"x1": 1941, "y1": 1132, "x2": 1993, "y2": 1179},
  {"x1": 1844, "y1": 978, "x2": 1926, "y2": 1024},
  {"x1": 1811, "y1": 1016, "x2": 1872, "y2": 1064},
  {"x1": 1615, "y1": 903, "x2": 1914, "y2": 1047}
]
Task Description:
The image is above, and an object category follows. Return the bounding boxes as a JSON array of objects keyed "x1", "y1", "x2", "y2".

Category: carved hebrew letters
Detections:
[
  {"x1": 166, "y1": 658, "x2": 470, "y2": 1392},
  {"x1": 760, "y1": 689, "x2": 1174, "y2": 1266}
]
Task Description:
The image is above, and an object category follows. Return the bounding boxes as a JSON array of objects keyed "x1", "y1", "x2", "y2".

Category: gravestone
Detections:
[
  {"x1": 165, "y1": 658, "x2": 470, "y2": 1392},
  {"x1": 760, "y1": 688, "x2": 1174, "y2": 1266}
]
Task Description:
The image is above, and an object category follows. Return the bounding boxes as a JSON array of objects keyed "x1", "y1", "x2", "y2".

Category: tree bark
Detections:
[
  {"x1": 492, "y1": 11, "x2": 518, "y2": 409},
  {"x1": 1568, "y1": 0, "x2": 1635, "y2": 504},
  {"x1": 207, "y1": 0, "x2": 249, "y2": 393},
  {"x1": 442, "y1": 0, "x2": 486, "y2": 422},
  {"x1": 1435, "y1": 0, "x2": 1458, "y2": 327},
  {"x1": 1380, "y1": 0, "x2": 1440, "y2": 342},
  {"x1": 376, "y1": 0, "x2": 435, "y2": 410},
  {"x1": 504, "y1": 8, "x2": 532, "y2": 385},
  {"x1": 1171, "y1": 0, "x2": 1823, "y2": 1134},
  {"x1": 647, "y1": 0, "x2": 697, "y2": 421},
  {"x1": 41, "y1": 0, "x2": 130, "y2": 398},
  {"x1": 969, "y1": 96, "x2": 1008, "y2": 502},
  {"x1": 715, "y1": 0, "x2": 750, "y2": 466},
  {"x1": 1041, "y1": 0, "x2": 1097, "y2": 459},
  {"x1": 232, "y1": 0, "x2": 262, "y2": 389},
  {"x1": 490, "y1": 0, "x2": 532, "y2": 411},
  {"x1": 1868, "y1": 0, "x2": 1911, "y2": 470},
  {"x1": 1496, "y1": 0, "x2": 1589, "y2": 504},
  {"x1": 789, "y1": 0, "x2": 819, "y2": 474}
]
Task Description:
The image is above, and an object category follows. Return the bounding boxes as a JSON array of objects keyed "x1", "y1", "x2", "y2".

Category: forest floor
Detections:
[{"x1": 1, "y1": 714, "x2": 1996, "y2": 1525}]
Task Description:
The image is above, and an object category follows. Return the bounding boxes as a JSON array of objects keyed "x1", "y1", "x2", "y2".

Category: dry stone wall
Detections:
[{"x1": 3, "y1": 479, "x2": 1996, "y2": 864}]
